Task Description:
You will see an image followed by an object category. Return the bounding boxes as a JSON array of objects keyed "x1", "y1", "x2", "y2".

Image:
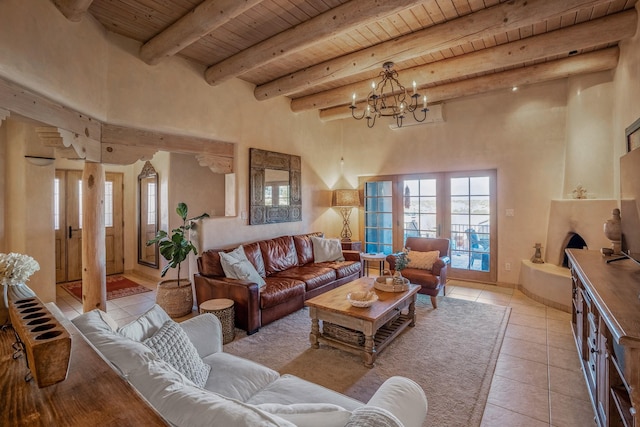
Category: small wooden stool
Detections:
[{"x1": 199, "y1": 298, "x2": 235, "y2": 344}]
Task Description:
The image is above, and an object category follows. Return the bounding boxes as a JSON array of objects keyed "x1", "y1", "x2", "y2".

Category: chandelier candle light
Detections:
[
  {"x1": 332, "y1": 189, "x2": 361, "y2": 242},
  {"x1": 350, "y1": 62, "x2": 428, "y2": 128}
]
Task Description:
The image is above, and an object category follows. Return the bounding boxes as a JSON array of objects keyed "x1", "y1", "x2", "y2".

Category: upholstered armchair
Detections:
[{"x1": 386, "y1": 237, "x2": 450, "y2": 308}]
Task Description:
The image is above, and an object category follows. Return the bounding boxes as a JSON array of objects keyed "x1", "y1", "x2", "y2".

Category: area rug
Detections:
[
  {"x1": 61, "y1": 275, "x2": 152, "y2": 302},
  {"x1": 224, "y1": 295, "x2": 510, "y2": 427}
]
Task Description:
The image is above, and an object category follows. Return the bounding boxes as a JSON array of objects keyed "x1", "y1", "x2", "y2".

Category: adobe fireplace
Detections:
[{"x1": 519, "y1": 199, "x2": 617, "y2": 312}]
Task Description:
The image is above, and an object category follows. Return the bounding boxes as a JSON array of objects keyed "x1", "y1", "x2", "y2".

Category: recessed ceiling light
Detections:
[{"x1": 512, "y1": 86, "x2": 518, "y2": 92}]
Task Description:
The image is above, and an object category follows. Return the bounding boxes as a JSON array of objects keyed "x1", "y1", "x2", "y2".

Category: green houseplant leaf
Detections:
[{"x1": 147, "y1": 202, "x2": 209, "y2": 285}]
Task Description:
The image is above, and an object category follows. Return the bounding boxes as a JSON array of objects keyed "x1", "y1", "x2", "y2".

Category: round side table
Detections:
[
  {"x1": 199, "y1": 298, "x2": 235, "y2": 344},
  {"x1": 360, "y1": 253, "x2": 387, "y2": 276}
]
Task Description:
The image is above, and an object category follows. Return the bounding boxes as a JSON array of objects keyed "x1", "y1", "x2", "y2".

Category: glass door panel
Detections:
[
  {"x1": 402, "y1": 178, "x2": 437, "y2": 241},
  {"x1": 364, "y1": 181, "x2": 393, "y2": 254},
  {"x1": 448, "y1": 173, "x2": 496, "y2": 282}
]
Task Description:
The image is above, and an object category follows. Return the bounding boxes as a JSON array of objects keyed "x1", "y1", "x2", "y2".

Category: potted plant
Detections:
[
  {"x1": 147, "y1": 202, "x2": 209, "y2": 317},
  {"x1": 393, "y1": 247, "x2": 411, "y2": 285}
]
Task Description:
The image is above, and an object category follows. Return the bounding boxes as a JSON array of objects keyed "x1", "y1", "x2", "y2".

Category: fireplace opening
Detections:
[{"x1": 560, "y1": 232, "x2": 587, "y2": 267}]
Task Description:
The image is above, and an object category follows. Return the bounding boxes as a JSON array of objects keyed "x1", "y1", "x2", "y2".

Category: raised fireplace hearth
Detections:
[{"x1": 519, "y1": 199, "x2": 617, "y2": 312}]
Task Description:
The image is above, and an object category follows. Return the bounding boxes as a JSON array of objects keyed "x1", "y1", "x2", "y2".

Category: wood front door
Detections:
[{"x1": 55, "y1": 170, "x2": 124, "y2": 283}]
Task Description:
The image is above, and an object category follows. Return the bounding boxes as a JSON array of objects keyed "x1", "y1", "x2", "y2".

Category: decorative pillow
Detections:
[
  {"x1": 344, "y1": 406, "x2": 404, "y2": 427},
  {"x1": 255, "y1": 403, "x2": 351, "y2": 427},
  {"x1": 311, "y1": 236, "x2": 345, "y2": 263},
  {"x1": 406, "y1": 250, "x2": 440, "y2": 270},
  {"x1": 118, "y1": 304, "x2": 172, "y2": 341},
  {"x1": 219, "y1": 245, "x2": 266, "y2": 287},
  {"x1": 143, "y1": 319, "x2": 211, "y2": 388}
]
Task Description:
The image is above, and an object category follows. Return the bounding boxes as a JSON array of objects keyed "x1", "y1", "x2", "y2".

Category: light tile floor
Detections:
[{"x1": 56, "y1": 275, "x2": 596, "y2": 427}]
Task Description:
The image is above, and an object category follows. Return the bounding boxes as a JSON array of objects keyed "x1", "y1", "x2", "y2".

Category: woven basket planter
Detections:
[{"x1": 156, "y1": 279, "x2": 193, "y2": 318}]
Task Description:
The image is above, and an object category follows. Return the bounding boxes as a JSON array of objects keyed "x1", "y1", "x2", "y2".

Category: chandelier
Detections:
[{"x1": 350, "y1": 61, "x2": 428, "y2": 128}]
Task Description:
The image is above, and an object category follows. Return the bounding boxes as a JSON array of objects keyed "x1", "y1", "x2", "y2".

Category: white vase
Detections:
[{"x1": 1, "y1": 282, "x2": 36, "y2": 325}]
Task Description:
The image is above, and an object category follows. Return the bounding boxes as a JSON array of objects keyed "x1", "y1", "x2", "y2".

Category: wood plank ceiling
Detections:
[{"x1": 55, "y1": 0, "x2": 638, "y2": 122}]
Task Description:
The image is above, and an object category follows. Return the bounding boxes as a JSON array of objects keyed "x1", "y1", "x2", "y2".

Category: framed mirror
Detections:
[
  {"x1": 250, "y1": 148, "x2": 301, "y2": 224},
  {"x1": 138, "y1": 161, "x2": 159, "y2": 268}
]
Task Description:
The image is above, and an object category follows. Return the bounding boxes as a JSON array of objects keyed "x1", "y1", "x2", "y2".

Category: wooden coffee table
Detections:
[{"x1": 305, "y1": 277, "x2": 420, "y2": 368}]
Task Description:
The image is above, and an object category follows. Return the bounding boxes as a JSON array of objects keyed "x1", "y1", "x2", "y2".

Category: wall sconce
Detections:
[{"x1": 331, "y1": 189, "x2": 361, "y2": 242}]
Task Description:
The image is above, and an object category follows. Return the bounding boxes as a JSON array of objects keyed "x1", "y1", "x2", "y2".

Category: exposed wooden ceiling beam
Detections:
[
  {"x1": 204, "y1": 0, "x2": 427, "y2": 86},
  {"x1": 101, "y1": 124, "x2": 234, "y2": 159},
  {"x1": 0, "y1": 76, "x2": 102, "y2": 141},
  {"x1": 319, "y1": 47, "x2": 619, "y2": 122},
  {"x1": 292, "y1": 10, "x2": 636, "y2": 113},
  {"x1": 139, "y1": 0, "x2": 263, "y2": 66},
  {"x1": 0, "y1": 76, "x2": 234, "y2": 166},
  {"x1": 52, "y1": 0, "x2": 94, "y2": 22},
  {"x1": 36, "y1": 126, "x2": 101, "y2": 162},
  {"x1": 255, "y1": 0, "x2": 615, "y2": 100}
]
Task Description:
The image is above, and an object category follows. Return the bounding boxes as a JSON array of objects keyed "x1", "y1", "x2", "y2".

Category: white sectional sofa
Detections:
[{"x1": 72, "y1": 305, "x2": 428, "y2": 427}]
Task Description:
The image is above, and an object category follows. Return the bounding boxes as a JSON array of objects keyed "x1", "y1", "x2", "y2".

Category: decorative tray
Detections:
[
  {"x1": 347, "y1": 291, "x2": 379, "y2": 308},
  {"x1": 374, "y1": 275, "x2": 410, "y2": 292}
]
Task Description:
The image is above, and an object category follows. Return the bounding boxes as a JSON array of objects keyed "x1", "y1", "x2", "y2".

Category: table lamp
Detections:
[{"x1": 332, "y1": 189, "x2": 361, "y2": 241}]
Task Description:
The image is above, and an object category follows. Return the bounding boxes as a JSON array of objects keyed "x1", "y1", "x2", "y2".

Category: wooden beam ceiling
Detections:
[
  {"x1": 256, "y1": 0, "x2": 619, "y2": 101},
  {"x1": 320, "y1": 48, "x2": 620, "y2": 121},
  {"x1": 204, "y1": 0, "x2": 429, "y2": 86},
  {"x1": 46, "y1": 0, "x2": 638, "y2": 123},
  {"x1": 292, "y1": 10, "x2": 637, "y2": 113},
  {"x1": 139, "y1": 0, "x2": 263, "y2": 65}
]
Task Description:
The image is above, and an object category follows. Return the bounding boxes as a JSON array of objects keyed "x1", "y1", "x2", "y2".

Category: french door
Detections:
[
  {"x1": 54, "y1": 170, "x2": 124, "y2": 283},
  {"x1": 362, "y1": 170, "x2": 496, "y2": 282}
]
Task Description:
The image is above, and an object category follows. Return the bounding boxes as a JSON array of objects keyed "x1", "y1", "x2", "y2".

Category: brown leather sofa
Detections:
[
  {"x1": 195, "y1": 232, "x2": 362, "y2": 334},
  {"x1": 386, "y1": 237, "x2": 450, "y2": 308}
]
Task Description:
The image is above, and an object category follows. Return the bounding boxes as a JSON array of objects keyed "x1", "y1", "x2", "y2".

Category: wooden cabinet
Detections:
[
  {"x1": 341, "y1": 241, "x2": 362, "y2": 251},
  {"x1": 567, "y1": 249, "x2": 640, "y2": 427}
]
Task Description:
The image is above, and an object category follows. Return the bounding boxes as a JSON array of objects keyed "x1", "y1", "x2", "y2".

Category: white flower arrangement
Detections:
[
  {"x1": 0, "y1": 252, "x2": 40, "y2": 287},
  {"x1": 1, "y1": 252, "x2": 39, "y2": 309}
]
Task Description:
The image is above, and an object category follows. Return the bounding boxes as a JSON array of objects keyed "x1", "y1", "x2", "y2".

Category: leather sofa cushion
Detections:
[
  {"x1": 260, "y1": 278, "x2": 305, "y2": 309},
  {"x1": 260, "y1": 236, "x2": 299, "y2": 276},
  {"x1": 240, "y1": 242, "x2": 267, "y2": 278},
  {"x1": 317, "y1": 260, "x2": 362, "y2": 279},
  {"x1": 400, "y1": 268, "x2": 439, "y2": 289},
  {"x1": 273, "y1": 266, "x2": 336, "y2": 291},
  {"x1": 199, "y1": 242, "x2": 266, "y2": 279},
  {"x1": 293, "y1": 232, "x2": 323, "y2": 265},
  {"x1": 198, "y1": 250, "x2": 225, "y2": 277}
]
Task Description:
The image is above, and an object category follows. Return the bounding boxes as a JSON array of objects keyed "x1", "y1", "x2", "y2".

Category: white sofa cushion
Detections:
[
  {"x1": 118, "y1": 304, "x2": 171, "y2": 341},
  {"x1": 202, "y1": 352, "x2": 280, "y2": 401},
  {"x1": 256, "y1": 403, "x2": 352, "y2": 427},
  {"x1": 345, "y1": 406, "x2": 403, "y2": 427},
  {"x1": 127, "y1": 358, "x2": 296, "y2": 427},
  {"x1": 247, "y1": 374, "x2": 363, "y2": 411},
  {"x1": 144, "y1": 319, "x2": 211, "y2": 388}
]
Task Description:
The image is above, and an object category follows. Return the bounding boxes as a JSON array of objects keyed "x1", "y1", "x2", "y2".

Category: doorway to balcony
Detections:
[{"x1": 361, "y1": 170, "x2": 496, "y2": 283}]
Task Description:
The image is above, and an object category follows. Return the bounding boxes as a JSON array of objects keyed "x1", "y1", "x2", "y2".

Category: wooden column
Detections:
[{"x1": 81, "y1": 161, "x2": 106, "y2": 312}]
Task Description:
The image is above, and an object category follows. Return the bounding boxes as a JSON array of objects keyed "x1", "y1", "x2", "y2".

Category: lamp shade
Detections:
[{"x1": 332, "y1": 189, "x2": 360, "y2": 207}]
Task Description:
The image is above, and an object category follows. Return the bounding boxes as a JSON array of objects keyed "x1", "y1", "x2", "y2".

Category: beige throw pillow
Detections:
[
  {"x1": 406, "y1": 250, "x2": 440, "y2": 270},
  {"x1": 311, "y1": 236, "x2": 345, "y2": 263},
  {"x1": 219, "y1": 245, "x2": 266, "y2": 287}
]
